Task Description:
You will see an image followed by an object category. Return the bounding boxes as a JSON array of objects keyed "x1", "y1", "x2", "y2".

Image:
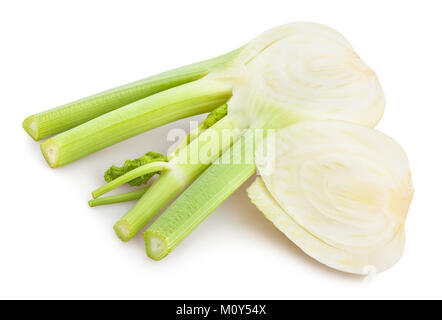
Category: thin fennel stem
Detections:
[
  {"x1": 22, "y1": 47, "x2": 242, "y2": 141},
  {"x1": 113, "y1": 114, "x2": 244, "y2": 241},
  {"x1": 144, "y1": 130, "x2": 257, "y2": 260},
  {"x1": 88, "y1": 187, "x2": 149, "y2": 207},
  {"x1": 41, "y1": 77, "x2": 233, "y2": 168},
  {"x1": 92, "y1": 162, "x2": 169, "y2": 199}
]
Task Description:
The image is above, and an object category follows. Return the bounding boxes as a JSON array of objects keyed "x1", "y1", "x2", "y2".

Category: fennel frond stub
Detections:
[{"x1": 249, "y1": 120, "x2": 413, "y2": 274}]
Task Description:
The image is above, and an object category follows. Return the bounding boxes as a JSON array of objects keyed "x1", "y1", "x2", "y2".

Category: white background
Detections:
[{"x1": 1, "y1": 0, "x2": 441, "y2": 299}]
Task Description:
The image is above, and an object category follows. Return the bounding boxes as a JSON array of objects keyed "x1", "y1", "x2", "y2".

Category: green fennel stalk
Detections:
[
  {"x1": 144, "y1": 131, "x2": 257, "y2": 260},
  {"x1": 41, "y1": 78, "x2": 233, "y2": 168},
  {"x1": 22, "y1": 48, "x2": 241, "y2": 141}
]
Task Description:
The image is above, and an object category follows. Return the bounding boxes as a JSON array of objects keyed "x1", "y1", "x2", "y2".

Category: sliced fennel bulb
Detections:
[
  {"x1": 107, "y1": 22, "x2": 386, "y2": 241},
  {"x1": 248, "y1": 120, "x2": 413, "y2": 274},
  {"x1": 22, "y1": 21, "x2": 413, "y2": 273}
]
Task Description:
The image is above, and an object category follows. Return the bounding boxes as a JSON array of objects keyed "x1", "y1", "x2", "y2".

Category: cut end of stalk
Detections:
[
  {"x1": 22, "y1": 115, "x2": 40, "y2": 141},
  {"x1": 114, "y1": 220, "x2": 133, "y2": 242},
  {"x1": 40, "y1": 140, "x2": 60, "y2": 168},
  {"x1": 144, "y1": 231, "x2": 169, "y2": 261}
]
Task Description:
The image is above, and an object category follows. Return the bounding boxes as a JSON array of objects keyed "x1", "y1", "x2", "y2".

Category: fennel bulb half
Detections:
[{"x1": 248, "y1": 120, "x2": 413, "y2": 274}]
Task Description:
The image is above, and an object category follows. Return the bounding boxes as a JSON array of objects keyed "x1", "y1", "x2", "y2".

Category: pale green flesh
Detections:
[
  {"x1": 144, "y1": 130, "x2": 257, "y2": 260},
  {"x1": 22, "y1": 47, "x2": 242, "y2": 141}
]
